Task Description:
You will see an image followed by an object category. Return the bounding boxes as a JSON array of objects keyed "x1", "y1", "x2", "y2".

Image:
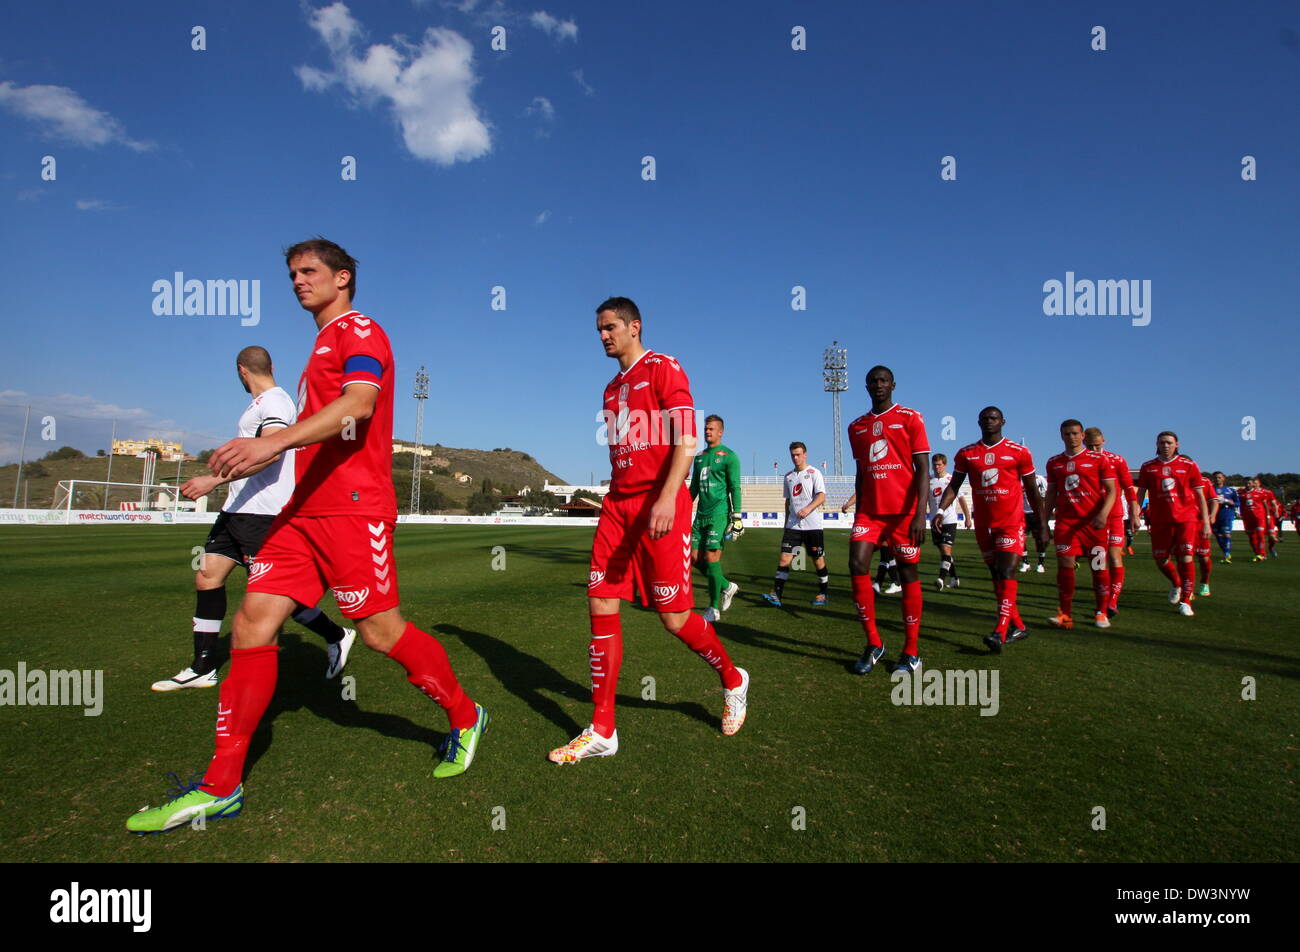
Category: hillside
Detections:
[{"x1": 0, "y1": 444, "x2": 566, "y2": 513}]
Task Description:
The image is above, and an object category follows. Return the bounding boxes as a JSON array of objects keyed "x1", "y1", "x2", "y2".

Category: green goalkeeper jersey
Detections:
[{"x1": 691, "y1": 443, "x2": 742, "y2": 515}]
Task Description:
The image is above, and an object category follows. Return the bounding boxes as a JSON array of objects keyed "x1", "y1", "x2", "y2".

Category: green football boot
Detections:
[
  {"x1": 433, "y1": 703, "x2": 489, "y2": 779},
  {"x1": 126, "y1": 773, "x2": 243, "y2": 834}
]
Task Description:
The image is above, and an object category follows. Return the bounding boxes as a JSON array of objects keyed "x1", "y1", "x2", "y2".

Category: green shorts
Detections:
[{"x1": 691, "y1": 508, "x2": 729, "y2": 551}]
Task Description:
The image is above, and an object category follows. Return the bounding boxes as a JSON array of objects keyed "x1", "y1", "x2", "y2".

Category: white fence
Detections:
[{"x1": 0, "y1": 507, "x2": 1267, "y2": 533}]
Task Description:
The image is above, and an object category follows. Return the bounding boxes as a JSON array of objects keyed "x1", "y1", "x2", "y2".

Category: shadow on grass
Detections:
[
  {"x1": 245, "y1": 632, "x2": 442, "y2": 778},
  {"x1": 437, "y1": 624, "x2": 716, "y2": 733}
]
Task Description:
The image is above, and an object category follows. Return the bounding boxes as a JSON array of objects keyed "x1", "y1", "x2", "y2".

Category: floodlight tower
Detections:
[
  {"x1": 823, "y1": 342, "x2": 848, "y2": 476},
  {"x1": 410, "y1": 366, "x2": 429, "y2": 514}
]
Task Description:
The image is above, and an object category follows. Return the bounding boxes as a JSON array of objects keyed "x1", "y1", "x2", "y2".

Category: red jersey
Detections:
[
  {"x1": 1199, "y1": 475, "x2": 1216, "y2": 514},
  {"x1": 848, "y1": 403, "x2": 930, "y2": 516},
  {"x1": 285, "y1": 310, "x2": 396, "y2": 519},
  {"x1": 1137, "y1": 455, "x2": 1205, "y2": 525},
  {"x1": 1240, "y1": 488, "x2": 1266, "y2": 520},
  {"x1": 952, "y1": 438, "x2": 1034, "y2": 527},
  {"x1": 603, "y1": 350, "x2": 696, "y2": 496},
  {"x1": 1260, "y1": 488, "x2": 1280, "y2": 516},
  {"x1": 1099, "y1": 449, "x2": 1135, "y2": 512},
  {"x1": 1045, "y1": 449, "x2": 1116, "y2": 524}
]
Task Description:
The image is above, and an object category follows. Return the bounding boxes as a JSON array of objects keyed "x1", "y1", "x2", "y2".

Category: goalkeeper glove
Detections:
[{"x1": 727, "y1": 515, "x2": 745, "y2": 540}]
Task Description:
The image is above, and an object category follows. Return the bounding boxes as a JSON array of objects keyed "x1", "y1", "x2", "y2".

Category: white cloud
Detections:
[
  {"x1": 530, "y1": 11, "x2": 578, "y2": 41},
  {"x1": 525, "y1": 95, "x2": 555, "y2": 121},
  {"x1": 534, "y1": 209, "x2": 550, "y2": 225},
  {"x1": 75, "y1": 199, "x2": 125, "y2": 212},
  {"x1": 0, "y1": 390, "x2": 227, "y2": 465},
  {"x1": 572, "y1": 68, "x2": 594, "y2": 97},
  {"x1": 297, "y1": 2, "x2": 491, "y2": 166},
  {"x1": 0, "y1": 82, "x2": 153, "y2": 151}
]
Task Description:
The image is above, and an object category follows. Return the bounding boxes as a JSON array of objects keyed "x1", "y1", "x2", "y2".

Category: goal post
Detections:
[{"x1": 53, "y1": 480, "x2": 203, "y2": 515}]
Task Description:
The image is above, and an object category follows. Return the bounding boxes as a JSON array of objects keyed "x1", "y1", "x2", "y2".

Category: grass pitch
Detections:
[{"x1": 0, "y1": 525, "x2": 1295, "y2": 862}]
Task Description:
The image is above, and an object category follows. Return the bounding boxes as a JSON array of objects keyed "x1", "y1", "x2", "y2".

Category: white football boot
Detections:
[
  {"x1": 152, "y1": 667, "x2": 219, "y2": 692},
  {"x1": 548, "y1": 726, "x2": 618, "y2": 764}
]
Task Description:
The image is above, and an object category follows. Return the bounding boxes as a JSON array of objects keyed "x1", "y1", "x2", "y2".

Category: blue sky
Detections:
[{"x1": 2, "y1": 0, "x2": 1298, "y2": 483}]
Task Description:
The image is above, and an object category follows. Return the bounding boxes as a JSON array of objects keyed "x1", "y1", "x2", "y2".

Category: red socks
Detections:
[
  {"x1": 388, "y1": 622, "x2": 477, "y2": 730},
  {"x1": 1198, "y1": 556, "x2": 1212, "y2": 586},
  {"x1": 901, "y1": 580, "x2": 923, "y2": 656},
  {"x1": 674, "y1": 612, "x2": 742, "y2": 689},
  {"x1": 203, "y1": 645, "x2": 279, "y2": 797},
  {"x1": 994, "y1": 577, "x2": 1018, "y2": 636},
  {"x1": 589, "y1": 613, "x2": 623, "y2": 737},
  {"x1": 1092, "y1": 568, "x2": 1111, "y2": 615},
  {"x1": 1057, "y1": 567, "x2": 1076, "y2": 616},
  {"x1": 850, "y1": 574, "x2": 882, "y2": 647},
  {"x1": 1158, "y1": 559, "x2": 1180, "y2": 586},
  {"x1": 1109, "y1": 565, "x2": 1125, "y2": 611},
  {"x1": 1179, "y1": 559, "x2": 1195, "y2": 603}
]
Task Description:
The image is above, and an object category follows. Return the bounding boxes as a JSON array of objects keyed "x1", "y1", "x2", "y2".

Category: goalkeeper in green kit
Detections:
[{"x1": 690, "y1": 414, "x2": 744, "y2": 622}]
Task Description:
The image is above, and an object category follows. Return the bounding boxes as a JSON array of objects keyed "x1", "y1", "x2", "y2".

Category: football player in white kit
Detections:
[
  {"x1": 763, "y1": 442, "x2": 831, "y2": 606},
  {"x1": 928, "y1": 454, "x2": 972, "y2": 591},
  {"x1": 151, "y1": 346, "x2": 355, "y2": 691}
]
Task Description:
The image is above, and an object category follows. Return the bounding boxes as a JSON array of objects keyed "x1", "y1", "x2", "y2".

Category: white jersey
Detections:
[
  {"x1": 784, "y1": 465, "x2": 827, "y2": 530},
  {"x1": 928, "y1": 473, "x2": 959, "y2": 524},
  {"x1": 1022, "y1": 473, "x2": 1048, "y2": 513},
  {"x1": 222, "y1": 387, "x2": 297, "y2": 516}
]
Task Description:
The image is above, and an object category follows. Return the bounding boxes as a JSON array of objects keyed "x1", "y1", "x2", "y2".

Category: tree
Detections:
[
  {"x1": 40, "y1": 446, "x2": 84, "y2": 461},
  {"x1": 196, "y1": 449, "x2": 215, "y2": 464},
  {"x1": 24, "y1": 462, "x2": 48, "y2": 478},
  {"x1": 573, "y1": 489, "x2": 602, "y2": 504},
  {"x1": 527, "y1": 490, "x2": 560, "y2": 511},
  {"x1": 466, "y1": 491, "x2": 500, "y2": 515},
  {"x1": 96, "y1": 449, "x2": 106, "y2": 457},
  {"x1": 424, "y1": 489, "x2": 454, "y2": 511}
]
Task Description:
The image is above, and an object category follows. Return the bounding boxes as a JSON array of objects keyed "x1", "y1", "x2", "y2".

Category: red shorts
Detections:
[
  {"x1": 975, "y1": 523, "x2": 1025, "y2": 558},
  {"x1": 1149, "y1": 521, "x2": 1195, "y2": 563},
  {"x1": 248, "y1": 514, "x2": 400, "y2": 618},
  {"x1": 589, "y1": 485, "x2": 694, "y2": 612},
  {"x1": 1053, "y1": 521, "x2": 1108, "y2": 559},
  {"x1": 1106, "y1": 517, "x2": 1126, "y2": 549},
  {"x1": 850, "y1": 511, "x2": 921, "y2": 563}
]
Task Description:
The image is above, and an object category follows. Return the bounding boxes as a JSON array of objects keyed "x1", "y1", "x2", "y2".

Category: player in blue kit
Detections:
[{"x1": 1210, "y1": 471, "x2": 1239, "y2": 563}]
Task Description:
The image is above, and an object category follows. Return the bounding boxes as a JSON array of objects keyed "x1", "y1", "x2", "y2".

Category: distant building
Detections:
[
  {"x1": 543, "y1": 481, "x2": 609, "y2": 505},
  {"x1": 454, "y1": 472, "x2": 474, "y2": 484},
  {"x1": 559, "y1": 497, "x2": 603, "y2": 517},
  {"x1": 392, "y1": 441, "x2": 433, "y2": 457},
  {"x1": 113, "y1": 438, "x2": 185, "y2": 461}
]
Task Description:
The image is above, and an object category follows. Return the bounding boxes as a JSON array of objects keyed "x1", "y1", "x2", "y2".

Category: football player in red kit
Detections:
[
  {"x1": 1083, "y1": 427, "x2": 1137, "y2": 617},
  {"x1": 548, "y1": 297, "x2": 749, "y2": 764},
  {"x1": 933, "y1": 407, "x2": 1047, "y2": 653},
  {"x1": 1043, "y1": 420, "x2": 1118, "y2": 630},
  {"x1": 1240, "y1": 478, "x2": 1268, "y2": 560},
  {"x1": 127, "y1": 239, "x2": 488, "y2": 833},
  {"x1": 1259, "y1": 481, "x2": 1282, "y2": 558},
  {"x1": 1193, "y1": 472, "x2": 1219, "y2": 596},
  {"x1": 1134, "y1": 431, "x2": 1213, "y2": 615},
  {"x1": 846, "y1": 366, "x2": 930, "y2": 675}
]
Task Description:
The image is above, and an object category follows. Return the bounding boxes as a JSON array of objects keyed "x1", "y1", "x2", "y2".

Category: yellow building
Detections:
[{"x1": 113, "y1": 438, "x2": 184, "y2": 460}]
